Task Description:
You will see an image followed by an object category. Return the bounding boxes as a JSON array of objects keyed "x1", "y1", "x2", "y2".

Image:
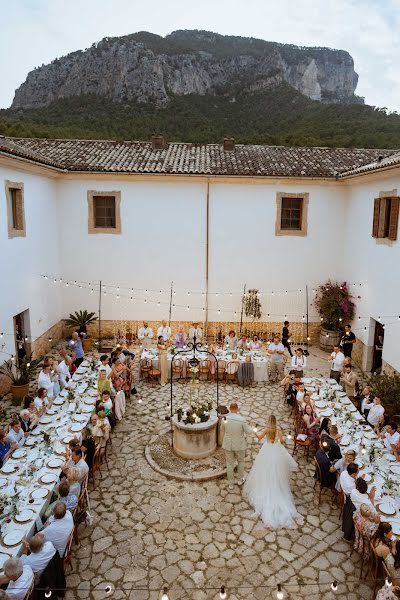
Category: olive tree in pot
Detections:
[
  {"x1": 0, "y1": 355, "x2": 41, "y2": 406},
  {"x1": 65, "y1": 310, "x2": 98, "y2": 352},
  {"x1": 313, "y1": 281, "x2": 356, "y2": 351}
]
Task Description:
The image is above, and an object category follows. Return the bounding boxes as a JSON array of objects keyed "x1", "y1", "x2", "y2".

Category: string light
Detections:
[
  {"x1": 331, "y1": 582, "x2": 338, "y2": 592},
  {"x1": 219, "y1": 586, "x2": 227, "y2": 600},
  {"x1": 44, "y1": 589, "x2": 52, "y2": 598},
  {"x1": 161, "y1": 587, "x2": 169, "y2": 600},
  {"x1": 276, "y1": 584, "x2": 284, "y2": 600}
]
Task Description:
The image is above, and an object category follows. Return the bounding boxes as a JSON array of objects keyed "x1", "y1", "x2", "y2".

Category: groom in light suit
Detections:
[{"x1": 221, "y1": 402, "x2": 254, "y2": 490}]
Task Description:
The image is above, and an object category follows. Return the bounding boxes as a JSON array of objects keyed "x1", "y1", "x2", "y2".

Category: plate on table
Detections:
[
  {"x1": 39, "y1": 415, "x2": 53, "y2": 424},
  {"x1": 80, "y1": 405, "x2": 93, "y2": 413},
  {"x1": 30, "y1": 428, "x2": 42, "y2": 436},
  {"x1": 31, "y1": 487, "x2": 49, "y2": 500},
  {"x1": 70, "y1": 423, "x2": 85, "y2": 432},
  {"x1": 24, "y1": 437, "x2": 36, "y2": 447},
  {"x1": 2, "y1": 531, "x2": 24, "y2": 547},
  {"x1": 1, "y1": 463, "x2": 17, "y2": 474},
  {"x1": 391, "y1": 522, "x2": 400, "y2": 536},
  {"x1": 73, "y1": 414, "x2": 87, "y2": 422},
  {"x1": 302, "y1": 378, "x2": 313, "y2": 383},
  {"x1": 53, "y1": 397, "x2": 65, "y2": 405},
  {"x1": 84, "y1": 397, "x2": 96, "y2": 405},
  {"x1": 47, "y1": 457, "x2": 64, "y2": 469},
  {"x1": 348, "y1": 405, "x2": 357, "y2": 412},
  {"x1": 0, "y1": 553, "x2": 10, "y2": 569},
  {"x1": 390, "y1": 464, "x2": 400, "y2": 475},
  {"x1": 315, "y1": 401, "x2": 328, "y2": 408},
  {"x1": 378, "y1": 501, "x2": 397, "y2": 516},
  {"x1": 340, "y1": 397, "x2": 352, "y2": 405},
  {"x1": 62, "y1": 436, "x2": 74, "y2": 444},
  {"x1": 364, "y1": 431, "x2": 377, "y2": 439},
  {"x1": 336, "y1": 391, "x2": 347, "y2": 397},
  {"x1": 12, "y1": 448, "x2": 26, "y2": 459},
  {"x1": 320, "y1": 409, "x2": 334, "y2": 417},
  {"x1": 384, "y1": 453, "x2": 396, "y2": 462},
  {"x1": 40, "y1": 473, "x2": 58, "y2": 484},
  {"x1": 14, "y1": 509, "x2": 35, "y2": 524},
  {"x1": 363, "y1": 472, "x2": 373, "y2": 483},
  {"x1": 46, "y1": 407, "x2": 58, "y2": 415},
  {"x1": 0, "y1": 478, "x2": 7, "y2": 488}
]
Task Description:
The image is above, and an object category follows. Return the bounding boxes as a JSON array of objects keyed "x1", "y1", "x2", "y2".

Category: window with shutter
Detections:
[
  {"x1": 373, "y1": 195, "x2": 400, "y2": 241},
  {"x1": 388, "y1": 197, "x2": 399, "y2": 241},
  {"x1": 5, "y1": 181, "x2": 26, "y2": 238},
  {"x1": 372, "y1": 198, "x2": 380, "y2": 238}
]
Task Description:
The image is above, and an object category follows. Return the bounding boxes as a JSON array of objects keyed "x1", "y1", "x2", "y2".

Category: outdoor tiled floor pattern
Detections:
[{"x1": 60, "y1": 347, "x2": 373, "y2": 600}]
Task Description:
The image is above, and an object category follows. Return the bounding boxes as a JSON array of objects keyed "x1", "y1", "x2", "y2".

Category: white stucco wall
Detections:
[{"x1": 0, "y1": 165, "x2": 61, "y2": 358}]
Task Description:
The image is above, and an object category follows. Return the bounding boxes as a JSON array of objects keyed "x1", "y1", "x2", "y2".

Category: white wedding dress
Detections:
[{"x1": 244, "y1": 430, "x2": 299, "y2": 529}]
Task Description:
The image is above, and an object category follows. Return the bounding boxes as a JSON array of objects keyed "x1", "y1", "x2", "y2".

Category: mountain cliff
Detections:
[{"x1": 11, "y1": 30, "x2": 360, "y2": 109}]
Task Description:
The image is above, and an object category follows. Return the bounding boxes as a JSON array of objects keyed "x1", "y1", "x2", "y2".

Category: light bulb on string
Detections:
[
  {"x1": 44, "y1": 588, "x2": 52, "y2": 598},
  {"x1": 218, "y1": 310, "x2": 221, "y2": 315},
  {"x1": 287, "y1": 431, "x2": 292, "y2": 440},
  {"x1": 90, "y1": 289, "x2": 94, "y2": 294},
  {"x1": 386, "y1": 578, "x2": 393, "y2": 588},
  {"x1": 307, "y1": 336, "x2": 311, "y2": 341},
  {"x1": 187, "y1": 291, "x2": 190, "y2": 296},
  {"x1": 234, "y1": 312, "x2": 237, "y2": 317},
  {"x1": 275, "y1": 584, "x2": 284, "y2": 600},
  {"x1": 271, "y1": 291, "x2": 274, "y2": 295},
  {"x1": 219, "y1": 585, "x2": 227, "y2": 600},
  {"x1": 331, "y1": 581, "x2": 338, "y2": 592},
  {"x1": 299, "y1": 289, "x2": 302, "y2": 294},
  {"x1": 53, "y1": 279, "x2": 57, "y2": 284},
  {"x1": 24, "y1": 336, "x2": 28, "y2": 342},
  {"x1": 11, "y1": 355, "x2": 15, "y2": 361},
  {"x1": 186, "y1": 306, "x2": 190, "y2": 311},
  {"x1": 131, "y1": 297, "x2": 134, "y2": 302},
  {"x1": 44, "y1": 275, "x2": 48, "y2": 280},
  {"x1": 159, "y1": 290, "x2": 162, "y2": 295},
  {"x1": 116, "y1": 295, "x2": 120, "y2": 300},
  {"x1": 302, "y1": 316, "x2": 305, "y2": 321},
  {"x1": 144, "y1": 299, "x2": 147, "y2": 304},
  {"x1": 161, "y1": 587, "x2": 169, "y2": 600},
  {"x1": 216, "y1": 293, "x2": 219, "y2": 297},
  {"x1": 285, "y1": 290, "x2": 288, "y2": 294},
  {"x1": 79, "y1": 286, "x2": 82, "y2": 289},
  {"x1": 65, "y1": 282, "x2": 69, "y2": 287},
  {"x1": 74, "y1": 280, "x2": 77, "y2": 285},
  {"x1": 0, "y1": 333, "x2": 3, "y2": 338},
  {"x1": 145, "y1": 289, "x2": 148, "y2": 294}
]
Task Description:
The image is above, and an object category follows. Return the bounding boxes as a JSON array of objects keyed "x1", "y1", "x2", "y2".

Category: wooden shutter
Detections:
[
  {"x1": 372, "y1": 198, "x2": 380, "y2": 237},
  {"x1": 388, "y1": 197, "x2": 400, "y2": 241}
]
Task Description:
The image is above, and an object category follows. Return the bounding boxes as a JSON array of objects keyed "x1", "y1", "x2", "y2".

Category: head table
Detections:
[
  {"x1": 308, "y1": 376, "x2": 400, "y2": 533},
  {"x1": 0, "y1": 360, "x2": 97, "y2": 566},
  {"x1": 141, "y1": 347, "x2": 270, "y2": 382}
]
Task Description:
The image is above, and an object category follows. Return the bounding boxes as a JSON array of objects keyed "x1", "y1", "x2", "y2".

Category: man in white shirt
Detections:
[
  {"x1": 381, "y1": 421, "x2": 400, "y2": 451},
  {"x1": 21, "y1": 534, "x2": 56, "y2": 583},
  {"x1": 367, "y1": 396, "x2": 385, "y2": 430},
  {"x1": 360, "y1": 385, "x2": 373, "y2": 416},
  {"x1": 57, "y1": 355, "x2": 72, "y2": 389},
  {"x1": 98, "y1": 354, "x2": 112, "y2": 378},
  {"x1": 138, "y1": 321, "x2": 154, "y2": 346},
  {"x1": 0, "y1": 558, "x2": 34, "y2": 600},
  {"x1": 62, "y1": 447, "x2": 89, "y2": 483},
  {"x1": 328, "y1": 345, "x2": 345, "y2": 383},
  {"x1": 291, "y1": 348, "x2": 307, "y2": 378},
  {"x1": 267, "y1": 336, "x2": 285, "y2": 383},
  {"x1": 188, "y1": 323, "x2": 202, "y2": 343},
  {"x1": 350, "y1": 478, "x2": 376, "y2": 512},
  {"x1": 339, "y1": 462, "x2": 359, "y2": 495},
  {"x1": 37, "y1": 363, "x2": 54, "y2": 400},
  {"x1": 6, "y1": 420, "x2": 28, "y2": 447},
  {"x1": 42, "y1": 502, "x2": 74, "y2": 557},
  {"x1": 157, "y1": 320, "x2": 171, "y2": 341}
]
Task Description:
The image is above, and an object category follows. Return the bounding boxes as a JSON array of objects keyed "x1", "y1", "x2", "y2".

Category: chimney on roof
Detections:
[
  {"x1": 223, "y1": 137, "x2": 235, "y2": 151},
  {"x1": 151, "y1": 134, "x2": 166, "y2": 150}
]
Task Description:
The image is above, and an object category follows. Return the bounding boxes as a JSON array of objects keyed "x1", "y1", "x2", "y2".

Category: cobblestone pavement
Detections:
[{"x1": 64, "y1": 348, "x2": 373, "y2": 600}]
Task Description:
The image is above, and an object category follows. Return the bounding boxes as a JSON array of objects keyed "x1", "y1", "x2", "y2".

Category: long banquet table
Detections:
[
  {"x1": 307, "y1": 376, "x2": 400, "y2": 533},
  {"x1": 0, "y1": 360, "x2": 97, "y2": 567},
  {"x1": 141, "y1": 347, "x2": 270, "y2": 382}
]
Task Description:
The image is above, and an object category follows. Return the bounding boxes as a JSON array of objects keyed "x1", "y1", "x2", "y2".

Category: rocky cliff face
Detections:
[{"x1": 11, "y1": 30, "x2": 359, "y2": 109}]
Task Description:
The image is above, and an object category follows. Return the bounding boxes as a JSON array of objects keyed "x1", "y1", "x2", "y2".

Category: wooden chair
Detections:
[
  {"x1": 225, "y1": 361, "x2": 239, "y2": 384},
  {"x1": 292, "y1": 415, "x2": 312, "y2": 460},
  {"x1": 148, "y1": 365, "x2": 161, "y2": 384},
  {"x1": 369, "y1": 542, "x2": 384, "y2": 599},
  {"x1": 171, "y1": 358, "x2": 184, "y2": 381},
  {"x1": 63, "y1": 526, "x2": 75, "y2": 572},
  {"x1": 199, "y1": 359, "x2": 210, "y2": 381},
  {"x1": 313, "y1": 457, "x2": 336, "y2": 505},
  {"x1": 89, "y1": 446, "x2": 103, "y2": 489},
  {"x1": 24, "y1": 578, "x2": 35, "y2": 600},
  {"x1": 139, "y1": 358, "x2": 152, "y2": 381},
  {"x1": 217, "y1": 362, "x2": 226, "y2": 381},
  {"x1": 351, "y1": 516, "x2": 373, "y2": 580}
]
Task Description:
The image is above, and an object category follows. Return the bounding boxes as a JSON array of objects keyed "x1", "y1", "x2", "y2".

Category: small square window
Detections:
[
  {"x1": 281, "y1": 197, "x2": 303, "y2": 230},
  {"x1": 276, "y1": 193, "x2": 308, "y2": 236},
  {"x1": 87, "y1": 191, "x2": 121, "y2": 234},
  {"x1": 5, "y1": 181, "x2": 26, "y2": 238}
]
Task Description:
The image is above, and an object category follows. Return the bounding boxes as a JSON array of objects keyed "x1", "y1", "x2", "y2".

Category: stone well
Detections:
[{"x1": 172, "y1": 413, "x2": 218, "y2": 459}]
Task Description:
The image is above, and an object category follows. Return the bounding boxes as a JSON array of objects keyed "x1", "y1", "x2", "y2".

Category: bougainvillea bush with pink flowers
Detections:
[{"x1": 313, "y1": 281, "x2": 356, "y2": 331}]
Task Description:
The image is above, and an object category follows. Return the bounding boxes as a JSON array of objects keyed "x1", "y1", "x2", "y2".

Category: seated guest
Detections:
[
  {"x1": 91, "y1": 411, "x2": 110, "y2": 448},
  {"x1": 97, "y1": 368, "x2": 112, "y2": 396},
  {"x1": 6, "y1": 420, "x2": 28, "y2": 448},
  {"x1": 225, "y1": 330, "x2": 238, "y2": 351},
  {"x1": 237, "y1": 335, "x2": 249, "y2": 350},
  {"x1": 101, "y1": 390, "x2": 114, "y2": 419},
  {"x1": 381, "y1": 422, "x2": 400, "y2": 452},
  {"x1": 302, "y1": 405, "x2": 320, "y2": 440},
  {"x1": 66, "y1": 467, "x2": 81, "y2": 498},
  {"x1": 333, "y1": 449, "x2": 356, "y2": 489},
  {"x1": 296, "y1": 383, "x2": 306, "y2": 406},
  {"x1": 350, "y1": 477, "x2": 376, "y2": 511},
  {"x1": 340, "y1": 363, "x2": 359, "y2": 403},
  {"x1": 62, "y1": 447, "x2": 89, "y2": 483},
  {"x1": 110, "y1": 357, "x2": 128, "y2": 393},
  {"x1": 291, "y1": 348, "x2": 307, "y2": 378},
  {"x1": 98, "y1": 354, "x2": 112, "y2": 377},
  {"x1": 249, "y1": 335, "x2": 262, "y2": 351},
  {"x1": 37, "y1": 360, "x2": 54, "y2": 401},
  {"x1": 19, "y1": 410, "x2": 32, "y2": 433},
  {"x1": 321, "y1": 425, "x2": 342, "y2": 461},
  {"x1": 21, "y1": 534, "x2": 56, "y2": 583},
  {"x1": 175, "y1": 325, "x2": 187, "y2": 349},
  {"x1": 281, "y1": 370, "x2": 297, "y2": 407},
  {"x1": 300, "y1": 393, "x2": 315, "y2": 412},
  {"x1": 0, "y1": 430, "x2": 16, "y2": 467},
  {"x1": 367, "y1": 396, "x2": 385, "y2": 430},
  {"x1": 386, "y1": 539, "x2": 400, "y2": 586},
  {"x1": 0, "y1": 557, "x2": 33, "y2": 600},
  {"x1": 157, "y1": 320, "x2": 171, "y2": 342},
  {"x1": 138, "y1": 321, "x2": 154, "y2": 346},
  {"x1": 230, "y1": 353, "x2": 240, "y2": 364},
  {"x1": 315, "y1": 440, "x2": 336, "y2": 488},
  {"x1": 318, "y1": 417, "x2": 331, "y2": 439},
  {"x1": 23, "y1": 396, "x2": 39, "y2": 423},
  {"x1": 188, "y1": 323, "x2": 202, "y2": 343},
  {"x1": 57, "y1": 354, "x2": 73, "y2": 389},
  {"x1": 359, "y1": 385, "x2": 373, "y2": 418},
  {"x1": 34, "y1": 387, "x2": 49, "y2": 413},
  {"x1": 339, "y1": 462, "x2": 359, "y2": 496},
  {"x1": 372, "y1": 522, "x2": 393, "y2": 558},
  {"x1": 42, "y1": 502, "x2": 74, "y2": 557},
  {"x1": 57, "y1": 480, "x2": 78, "y2": 512},
  {"x1": 353, "y1": 504, "x2": 379, "y2": 561}
]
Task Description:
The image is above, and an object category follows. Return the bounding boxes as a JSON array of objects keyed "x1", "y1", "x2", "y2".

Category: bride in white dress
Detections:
[{"x1": 244, "y1": 415, "x2": 299, "y2": 528}]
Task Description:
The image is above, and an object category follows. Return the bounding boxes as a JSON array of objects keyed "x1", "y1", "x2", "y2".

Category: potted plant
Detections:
[
  {"x1": 65, "y1": 310, "x2": 98, "y2": 352},
  {"x1": 313, "y1": 281, "x2": 356, "y2": 350},
  {"x1": 0, "y1": 355, "x2": 41, "y2": 405},
  {"x1": 242, "y1": 289, "x2": 262, "y2": 336}
]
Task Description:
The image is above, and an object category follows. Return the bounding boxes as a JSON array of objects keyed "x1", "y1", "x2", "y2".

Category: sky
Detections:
[{"x1": 1, "y1": 0, "x2": 400, "y2": 111}]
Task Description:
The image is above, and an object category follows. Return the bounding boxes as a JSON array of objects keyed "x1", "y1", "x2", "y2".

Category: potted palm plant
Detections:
[
  {"x1": 0, "y1": 355, "x2": 41, "y2": 405},
  {"x1": 65, "y1": 310, "x2": 98, "y2": 351},
  {"x1": 313, "y1": 281, "x2": 356, "y2": 350}
]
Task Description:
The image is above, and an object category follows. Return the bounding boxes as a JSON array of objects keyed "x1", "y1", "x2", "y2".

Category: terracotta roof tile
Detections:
[{"x1": 0, "y1": 136, "x2": 398, "y2": 178}]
